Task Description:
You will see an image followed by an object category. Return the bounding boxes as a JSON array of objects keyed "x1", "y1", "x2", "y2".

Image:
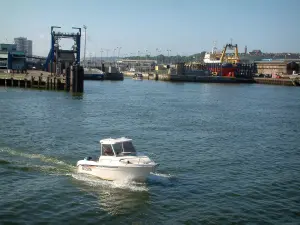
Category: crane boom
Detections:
[{"x1": 219, "y1": 43, "x2": 240, "y2": 64}]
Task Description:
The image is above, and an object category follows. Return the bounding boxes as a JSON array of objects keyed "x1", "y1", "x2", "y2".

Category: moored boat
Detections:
[
  {"x1": 83, "y1": 67, "x2": 104, "y2": 80},
  {"x1": 132, "y1": 73, "x2": 143, "y2": 80},
  {"x1": 204, "y1": 42, "x2": 240, "y2": 77}
]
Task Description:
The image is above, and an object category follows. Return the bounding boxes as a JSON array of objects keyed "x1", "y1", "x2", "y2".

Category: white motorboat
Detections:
[
  {"x1": 132, "y1": 73, "x2": 143, "y2": 80},
  {"x1": 77, "y1": 137, "x2": 159, "y2": 181}
]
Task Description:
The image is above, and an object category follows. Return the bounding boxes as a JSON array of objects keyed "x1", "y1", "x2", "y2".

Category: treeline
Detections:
[{"x1": 126, "y1": 52, "x2": 207, "y2": 64}]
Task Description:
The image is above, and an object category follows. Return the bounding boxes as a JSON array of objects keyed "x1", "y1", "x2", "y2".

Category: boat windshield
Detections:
[
  {"x1": 113, "y1": 143, "x2": 123, "y2": 156},
  {"x1": 113, "y1": 141, "x2": 137, "y2": 156}
]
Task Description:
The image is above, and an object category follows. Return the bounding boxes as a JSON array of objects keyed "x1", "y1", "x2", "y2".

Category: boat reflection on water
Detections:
[{"x1": 71, "y1": 173, "x2": 150, "y2": 215}]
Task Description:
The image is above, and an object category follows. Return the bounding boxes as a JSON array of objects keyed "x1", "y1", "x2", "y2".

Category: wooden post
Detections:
[
  {"x1": 70, "y1": 66, "x2": 73, "y2": 92},
  {"x1": 31, "y1": 76, "x2": 34, "y2": 88},
  {"x1": 25, "y1": 79, "x2": 27, "y2": 88},
  {"x1": 5, "y1": 79, "x2": 7, "y2": 87},
  {"x1": 54, "y1": 77, "x2": 56, "y2": 90},
  {"x1": 64, "y1": 77, "x2": 67, "y2": 91},
  {"x1": 18, "y1": 79, "x2": 20, "y2": 87},
  {"x1": 57, "y1": 79, "x2": 61, "y2": 90},
  {"x1": 69, "y1": 66, "x2": 84, "y2": 93},
  {"x1": 38, "y1": 76, "x2": 40, "y2": 88},
  {"x1": 65, "y1": 67, "x2": 70, "y2": 92},
  {"x1": 47, "y1": 76, "x2": 49, "y2": 90},
  {"x1": 11, "y1": 78, "x2": 13, "y2": 87}
]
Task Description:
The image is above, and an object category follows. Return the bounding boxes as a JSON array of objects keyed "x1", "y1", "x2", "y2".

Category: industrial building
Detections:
[
  {"x1": 255, "y1": 60, "x2": 300, "y2": 76},
  {"x1": 0, "y1": 44, "x2": 17, "y2": 52},
  {"x1": 0, "y1": 43, "x2": 26, "y2": 71},
  {"x1": 116, "y1": 59, "x2": 156, "y2": 72},
  {"x1": 0, "y1": 52, "x2": 8, "y2": 69},
  {"x1": 14, "y1": 37, "x2": 32, "y2": 56}
]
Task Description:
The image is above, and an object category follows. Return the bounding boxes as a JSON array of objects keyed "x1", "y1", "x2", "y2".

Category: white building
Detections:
[{"x1": 14, "y1": 37, "x2": 32, "y2": 56}]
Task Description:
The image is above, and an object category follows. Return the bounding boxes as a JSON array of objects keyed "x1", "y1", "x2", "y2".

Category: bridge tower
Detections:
[{"x1": 44, "y1": 26, "x2": 81, "y2": 74}]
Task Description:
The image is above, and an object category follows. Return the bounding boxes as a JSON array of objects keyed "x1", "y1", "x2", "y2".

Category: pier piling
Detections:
[
  {"x1": 68, "y1": 65, "x2": 84, "y2": 93},
  {"x1": 46, "y1": 76, "x2": 49, "y2": 89},
  {"x1": 0, "y1": 68, "x2": 83, "y2": 92},
  {"x1": 38, "y1": 76, "x2": 40, "y2": 89}
]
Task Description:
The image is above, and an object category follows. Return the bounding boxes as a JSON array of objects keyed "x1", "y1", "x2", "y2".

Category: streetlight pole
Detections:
[
  {"x1": 105, "y1": 49, "x2": 110, "y2": 60},
  {"x1": 118, "y1": 47, "x2": 122, "y2": 59},
  {"x1": 117, "y1": 47, "x2": 121, "y2": 67},
  {"x1": 138, "y1": 50, "x2": 140, "y2": 71},
  {"x1": 83, "y1": 25, "x2": 87, "y2": 67},
  {"x1": 167, "y1": 49, "x2": 171, "y2": 64},
  {"x1": 145, "y1": 49, "x2": 148, "y2": 61},
  {"x1": 113, "y1": 48, "x2": 117, "y2": 63},
  {"x1": 89, "y1": 53, "x2": 92, "y2": 67},
  {"x1": 158, "y1": 49, "x2": 161, "y2": 64},
  {"x1": 100, "y1": 48, "x2": 103, "y2": 63},
  {"x1": 148, "y1": 51, "x2": 151, "y2": 72}
]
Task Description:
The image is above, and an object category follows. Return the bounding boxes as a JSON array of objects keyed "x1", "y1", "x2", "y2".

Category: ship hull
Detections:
[
  {"x1": 205, "y1": 63, "x2": 238, "y2": 77},
  {"x1": 84, "y1": 73, "x2": 104, "y2": 80}
]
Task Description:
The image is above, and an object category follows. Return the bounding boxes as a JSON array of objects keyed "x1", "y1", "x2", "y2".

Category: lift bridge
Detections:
[
  {"x1": 43, "y1": 26, "x2": 81, "y2": 74},
  {"x1": 27, "y1": 55, "x2": 46, "y2": 60},
  {"x1": 41, "y1": 26, "x2": 84, "y2": 92}
]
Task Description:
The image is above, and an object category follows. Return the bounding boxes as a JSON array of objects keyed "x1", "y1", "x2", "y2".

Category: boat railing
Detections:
[{"x1": 119, "y1": 156, "x2": 150, "y2": 164}]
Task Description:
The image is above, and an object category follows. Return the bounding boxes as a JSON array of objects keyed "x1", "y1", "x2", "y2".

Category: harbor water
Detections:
[{"x1": 0, "y1": 79, "x2": 300, "y2": 224}]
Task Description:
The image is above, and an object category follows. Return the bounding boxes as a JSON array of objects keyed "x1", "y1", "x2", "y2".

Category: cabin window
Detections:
[
  {"x1": 122, "y1": 141, "x2": 137, "y2": 155},
  {"x1": 112, "y1": 141, "x2": 137, "y2": 156},
  {"x1": 112, "y1": 143, "x2": 123, "y2": 156},
  {"x1": 102, "y1": 144, "x2": 114, "y2": 156}
]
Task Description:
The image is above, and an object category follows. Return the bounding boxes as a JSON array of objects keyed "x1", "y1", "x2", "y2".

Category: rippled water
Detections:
[{"x1": 1, "y1": 80, "x2": 300, "y2": 224}]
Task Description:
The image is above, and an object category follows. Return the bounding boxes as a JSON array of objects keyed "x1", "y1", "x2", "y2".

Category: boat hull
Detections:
[
  {"x1": 84, "y1": 74, "x2": 104, "y2": 80},
  {"x1": 205, "y1": 63, "x2": 238, "y2": 77},
  {"x1": 77, "y1": 163, "x2": 157, "y2": 181}
]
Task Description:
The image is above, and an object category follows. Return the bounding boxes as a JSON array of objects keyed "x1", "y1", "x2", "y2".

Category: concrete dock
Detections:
[
  {"x1": 123, "y1": 71, "x2": 300, "y2": 86},
  {"x1": 0, "y1": 71, "x2": 65, "y2": 90},
  {"x1": 254, "y1": 77, "x2": 300, "y2": 86},
  {"x1": 124, "y1": 71, "x2": 254, "y2": 84},
  {"x1": 1, "y1": 70, "x2": 299, "y2": 90},
  {"x1": 0, "y1": 66, "x2": 84, "y2": 92}
]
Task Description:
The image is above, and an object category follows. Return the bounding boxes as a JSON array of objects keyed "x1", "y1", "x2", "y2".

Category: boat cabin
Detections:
[
  {"x1": 133, "y1": 73, "x2": 143, "y2": 79},
  {"x1": 100, "y1": 137, "x2": 137, "y2": 157}
]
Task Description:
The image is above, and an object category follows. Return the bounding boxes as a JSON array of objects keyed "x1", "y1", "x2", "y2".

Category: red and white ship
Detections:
[{"x1": 204, "y1": 42, "x2": 240, "y2": 77}]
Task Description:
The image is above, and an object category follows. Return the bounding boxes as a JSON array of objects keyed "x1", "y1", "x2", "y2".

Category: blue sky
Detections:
[{"x1": 0, "y1": 0, "x2": 299, "y2": 56}]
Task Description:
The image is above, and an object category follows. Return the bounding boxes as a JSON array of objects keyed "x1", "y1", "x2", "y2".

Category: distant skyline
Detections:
[{"x1": 0, "y1": 0, "x2": 299, "y2": 57}]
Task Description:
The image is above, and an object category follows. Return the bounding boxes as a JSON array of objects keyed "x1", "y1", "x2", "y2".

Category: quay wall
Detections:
[
  {"x1": 0, "y1": 66, "x2": 84, "y2": 92},
  {"x1": 123, "y1": 71, "x2": 299, "y2": 86}
]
